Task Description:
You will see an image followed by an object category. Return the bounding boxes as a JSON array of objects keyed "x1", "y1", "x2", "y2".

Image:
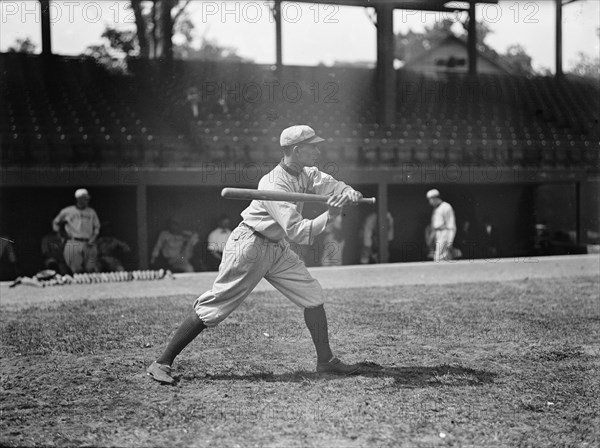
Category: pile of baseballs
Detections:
[
  {"x1": 67, "y1": 269, "x2": 172, "y2": 284},
  {"x1": 15, "y1": 269, "x2": 175, "y2": 287}
]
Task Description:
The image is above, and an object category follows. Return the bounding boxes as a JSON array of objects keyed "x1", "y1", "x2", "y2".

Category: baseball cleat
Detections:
[
  {"x1": 146, "y1": 361, "x2": 175, "y2": 384},
  {"x1": 316, "y1": 357, "x2": 360, "y2": 375}
]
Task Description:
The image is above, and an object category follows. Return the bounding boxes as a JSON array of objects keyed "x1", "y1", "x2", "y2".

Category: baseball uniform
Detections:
[
  {"x1": 321, "y1": 214, "x2": 345, "y2": 266},
  {"x1": 431, "y1": 201, "x2": 456, "y2": 262},
  {"x1": 151, "y1": 230, "x2": 197, "y2": 273},
  {"x1": 360, "y1": 211, "x2": 394, "y2": 264},
  {"x1": 147, "y1": 125, "x2": 363, "y2": 384},
  {"x1": 194, "y1": 161, "x2": 355, "y2": 327},
  {"x1": 206, "y1": 225, "x2": 232, "y2": 269},
  {"x1": 52, "y1": 204, "x2": 100, "y2": 273}
]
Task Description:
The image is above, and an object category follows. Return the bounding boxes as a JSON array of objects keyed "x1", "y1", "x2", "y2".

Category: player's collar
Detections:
[{"x1": 279, "y1": 159, "x2": 302, "y2": 177}]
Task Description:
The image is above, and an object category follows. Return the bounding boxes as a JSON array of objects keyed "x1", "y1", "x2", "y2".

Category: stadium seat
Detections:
[
  {"x1": 447, "y1": 144, "x2": 462, "y2": 164},
  {"x1": 378, "y1": 140, "x2": 396, "y2": 166},
  {"x1": 2, "y1": 133, "x2": 29, "y2": 166},
  {"x1": 247, "y1": 145, "x2": 267, "y2": 162},
  {"x1": 413, "y1": 140, "x2": 429, "y2": 163},
  {"x1": 343, "y1": 142, "x2": 359, "y2": 165},
  {"x1": 430, "y1": 140, "x2": 446, "y2": 163},
  {"x1": 396, "y1": 141, "x2": 412, "y2": 164}
]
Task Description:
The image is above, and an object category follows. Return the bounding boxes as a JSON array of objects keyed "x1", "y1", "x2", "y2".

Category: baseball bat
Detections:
[{"x1": 221, "y1": 188, "x2": 376, "y2": 205}]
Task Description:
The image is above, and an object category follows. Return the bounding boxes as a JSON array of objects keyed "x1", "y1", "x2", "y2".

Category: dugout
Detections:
[{"x1": 1, "y1": 172, "x2": 596, "y2": 276}]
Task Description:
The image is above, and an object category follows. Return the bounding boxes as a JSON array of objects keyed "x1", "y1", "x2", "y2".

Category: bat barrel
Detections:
[{"x1": 221, "y1": 187, "x2": 376, "y2": 204}]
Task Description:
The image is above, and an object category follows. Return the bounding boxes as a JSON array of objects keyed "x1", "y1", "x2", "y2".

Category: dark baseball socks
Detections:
[
  {"x1": 156, "y1": 305, "x2": 334, "y2": 367},
  {"x1": 304, "y1": 304, "x2": 334, "y2": 363},
  {"x1": 156, "y1": 312, "x2": 207, "y2": 366}
]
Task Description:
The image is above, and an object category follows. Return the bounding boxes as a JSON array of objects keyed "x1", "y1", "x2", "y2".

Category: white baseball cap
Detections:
[
  {"x1": 426, "y1": 189, "x2": 440, "y2": 199},
  {"x1": 280, "y1": 125, "x2": 324, "y2": 147},
  {"x1": 75, "y1": 188, "x2": 90, "y2": 198}
]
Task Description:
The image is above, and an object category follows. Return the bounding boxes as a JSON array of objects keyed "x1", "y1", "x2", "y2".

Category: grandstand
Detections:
[{"x1": 2, "y1": 54, "x2": 598, "y2": 170}]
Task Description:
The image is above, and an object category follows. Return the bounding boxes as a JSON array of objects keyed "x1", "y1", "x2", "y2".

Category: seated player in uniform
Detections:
[
  {"x1": 95, "y1": 222, "x2": 131, "y2": 272},
  {"x1": 150, "y1": 217, "x2": 199, "y2": 273},
  {"x1": 360, "y1": 211, "x2": 394, "y2": 264},
  {"x1": 147, "y1": 125, "x2": 365, "y2": 384},
  {"x1": 41, "y1": 227, "x2": 72, "y2": 275}
]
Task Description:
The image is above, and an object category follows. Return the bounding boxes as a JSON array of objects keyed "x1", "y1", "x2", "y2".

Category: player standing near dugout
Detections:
[
  {"x1": 52, "y1": 188, "x2": 100, "y2": 274},
  {"x1": 426, "y1": 189, "x2": 457, "y2": 262},
  {"x1": 147, "y1": 125, "x2": 364, "y2": 384}
]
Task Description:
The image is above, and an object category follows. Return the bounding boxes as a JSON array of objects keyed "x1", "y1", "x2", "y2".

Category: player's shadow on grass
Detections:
[
  {"x1": 354, "y1": 362, "x2": 497, "y2": 388},
  {"x1": 186, "y1": 362, "x2": 496, "y2": 388}
]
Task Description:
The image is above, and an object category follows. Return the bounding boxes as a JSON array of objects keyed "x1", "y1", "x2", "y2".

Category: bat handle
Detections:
[{"x1": 359, "y1": 198, "x2": 376, "y2": 205}]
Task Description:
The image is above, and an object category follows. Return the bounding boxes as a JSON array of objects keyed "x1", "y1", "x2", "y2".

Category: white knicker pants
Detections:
[
  {"x1": 63, "y1": 240, "x2": 97, "y2": 273},
  {"x1": 194, "y1": 225, "x2": 325, "y2": 327},
  {"x1": 434, "y1": 230, "x2": 454, "y2": 262}
]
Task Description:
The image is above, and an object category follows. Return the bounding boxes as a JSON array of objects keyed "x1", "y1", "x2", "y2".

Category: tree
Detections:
[
  {"x1": 569, "y1": 52, "x2": 600, "y2": 80},
  {"x1": 131, "y1": 0, "x2": 150, "y2": 59},
  {"x1": 82, "y1": 26, "x2": 136, "y2": 74},
  {"x1": 395, "y1": 19, "x2": 498, "y2": 64},
  {"x1": 471, "y1": 19, "x2": 493, "y2": 52},
  {"x1": 82, "y1": 0, "x2": 189, "y2": 64},
  {"x1": 568, "y1": 28, "x2": 600, "y2": 80},
  {"x1": 130, "y1": 0, "x2": 192, "y2": 61},
  {"x1": 503, "y1": 44, "x2": 533, "y2": 76},
  {"x1": 396, "y1": 19, "x2": 536, "y2": 76},
  {"x1": 84, "y1": 2, "x2": 248, "y2": 67},
  {"x1": 474, "y1": 25, "x2": 535, "y2": 76},
  {"x1": 395, "y1": 19, "x2": 455, "y2": 63},
  {"x1": 83, "y1": 43, "x2": 129, "y2": 75},
  {"x1": 175, "y1": 38, "x2": 249, "y2": 62},
  {"x1": 82, "y1": 1, "x2": 189, "y2": 73},
  {"x1": 102, "y1": 27, "x2": 138, "y2": 56},
  {"x1": 8, "y1": 37, "x2": 36, "y2": 54}
]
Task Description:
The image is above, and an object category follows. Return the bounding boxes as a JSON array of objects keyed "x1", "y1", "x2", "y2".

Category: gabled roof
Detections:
[{"x1": 402, "y1": 33, "x2": 514, "y2": 74}]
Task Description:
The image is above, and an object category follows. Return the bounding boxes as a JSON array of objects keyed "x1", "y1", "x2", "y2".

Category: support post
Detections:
[
  {"x1": 575, "y1": 182, "x2": 581, "y2": 244},
  {"x1": 555, "y1": 0, "x2": 563, "y2": 78},
  {"x1": 468, "y1": 1, "x2": 477, "y2": 75},
  {"x1": 136, "y1": 184, "x2": 149, "y2": 269},
  {"x1": 274, "y1": 0, "x2": 283, "y2": 70},
  {"x1": 378, "y1": 182, "x2": 389, "y2": 263},
  {"x1": 376, "y1": 4, "x2": 395, "y2": 126},
  {"x1": 40, "y1": 0, "x2": 52, "y2": 56}
]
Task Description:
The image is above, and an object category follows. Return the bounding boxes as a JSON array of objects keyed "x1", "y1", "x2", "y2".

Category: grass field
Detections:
[{"x1": 1, "y1": 274, "x2": 598, "y2": 447}]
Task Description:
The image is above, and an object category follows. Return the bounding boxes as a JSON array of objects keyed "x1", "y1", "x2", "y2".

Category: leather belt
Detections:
[
  {"x1": 68, "y1": 237, "x2": 90, "y2": 242},
  {"x1": 240, "y1": 223, "x2": 280, "y2": 244}
]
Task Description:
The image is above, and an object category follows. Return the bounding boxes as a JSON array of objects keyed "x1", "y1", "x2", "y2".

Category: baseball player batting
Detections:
[{"x1": 147, "y1": 125, "x2": 367, "y2": 384}]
